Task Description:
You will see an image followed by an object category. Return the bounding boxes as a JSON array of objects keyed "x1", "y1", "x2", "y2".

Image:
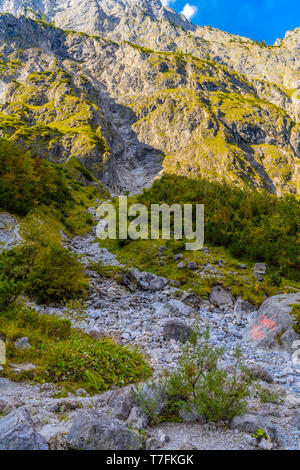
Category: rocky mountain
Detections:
[
  {"x1": 0, "y1": 3, "x2": 300, "y2": 451},
  {"x1": 0, "y1": 2, "x2": 298, "y2": 194},
  {"x1": 1, "y1": 0, "x2": 300, "y2": 92}
]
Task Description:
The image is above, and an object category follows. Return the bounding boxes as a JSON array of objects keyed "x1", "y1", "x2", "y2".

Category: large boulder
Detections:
[
  {"x1": 0, "y1": 407, "x2": 48, "y2": 450},
  {"x1": 68, "y1": 410, "x2": 141, "y2": 450},
  {"x1": 243, "y1": 293, "x2": 300, "y2": 350},
  {"x1": 210, "y1": 284, "x2": 234, "y2": 308},
  {"x1": 230, "y1": 414, "x2": 277, "y2": 440}
]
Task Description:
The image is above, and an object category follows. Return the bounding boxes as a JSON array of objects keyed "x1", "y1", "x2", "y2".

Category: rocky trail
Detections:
[{"x1": 1, "y1": 210, "x2": 299, "y2": 450}]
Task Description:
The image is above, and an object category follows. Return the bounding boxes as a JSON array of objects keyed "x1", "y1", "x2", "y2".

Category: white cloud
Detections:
[
  {"x1": 161, "y1": 0, "x2": 176, "y2": 7},
  {"x1": 180, "y1": 3, "x2": 198, "y2": 20}
]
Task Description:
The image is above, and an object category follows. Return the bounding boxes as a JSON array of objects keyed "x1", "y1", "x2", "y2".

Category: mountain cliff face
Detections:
[
  {"x1": 0, "y1": 2, "x2": 298, "y2": 194},
  {"x1": 1, "y1": 0, "x2": 299, "y2": 94}
]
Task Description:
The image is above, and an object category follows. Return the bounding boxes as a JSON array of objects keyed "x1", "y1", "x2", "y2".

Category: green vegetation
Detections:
[
  {"x1": 0, "y1": 213, "x2": 88, "y2": 304},
  {"x1": 0, "y1": 138, "x2": 72, "y2": 216},
  {"x1": 138, "y1": 175, "x2": 300, "y2": 281},
  {"x1": 98, "y1": 175, "x2": 299, "y2": 304},
  {"x1": 134, "y1": 327, "x2": 252, "y2": 424},
  {"x1": 0, "y1": 302, "x2": 151, "y2": 393},
  {"x1": 0, "y1": 137, "x2": 108, "y2": 234},
  {"x1": 291, "y1": 303, "x2": 300, "y2": 335}
]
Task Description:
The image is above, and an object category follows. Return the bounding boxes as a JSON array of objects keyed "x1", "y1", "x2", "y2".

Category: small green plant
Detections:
[
  {"x1": 256, "y1": 384, "x2": 282, "y2": 404},
  {"x1": 252, "y1": 428, "x2": 267, "y2": 440}
]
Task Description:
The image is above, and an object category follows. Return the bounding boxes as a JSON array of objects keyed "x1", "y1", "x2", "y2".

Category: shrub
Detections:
[
  {"x1": 138, "y1": 175, "x2": 300, "y2": 280},
  {"x1": 165, "y1": 327, "x2": 252, "y2": 422},
  {"x1": 0, "y1": 138, "x2": 73, "y2": 216},
  {"x1": 25, "y1": 243, "x2": 88, "y2": 304},
  {"x1": 133, "y1": 327, "x2": 253, "y2": 424},
  {"x1": 0, "y1": 271, "x2": 23, "y2": 311}
]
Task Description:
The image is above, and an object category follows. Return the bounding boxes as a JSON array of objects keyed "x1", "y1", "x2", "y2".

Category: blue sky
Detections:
[{"x1": 163, "y1": 0, "x2": 300, "y2": 44}]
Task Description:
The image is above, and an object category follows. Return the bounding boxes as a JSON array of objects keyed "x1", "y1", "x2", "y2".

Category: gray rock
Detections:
[
  {"x1": 233, "y1": 297, "x2": 256, "y2": 316},
  {"x1": 187, "y1": 261, "x2": 198, "y2": 271},
  {"x1": 0, "y1": 378, "x2": 19, "y2": 390},
  {"x1": 291, "y1": 409, "x2": 300, "y2": 430},
  {"x1": 280, "y1": 327, "x2": 300, "y2": 352},
  {"x1": 0, "y1": 397, "x2": 22, "y2": 414},
  {"x1": 126, "y1": 406, "x2": 148, "y2": 430},
  {"x1": 243, "y1": 293, "x2": 300, "y2": 350},
  {"x1": 146, "y1": 437, "x2": 160, "y2": 450},
  {"x1": 230, "y1": 414, "x2": 277, "y2": 440},
  {"x1": 210, "y1": 284, "x2": 234, "y2": 308},
  {"x1": 75, "y1": 388, "x2": 88, "y2": 397},
  {"x1": 254, "y1": 263, "x2": 267, "y2": 279},
  {"x1": 258, "y1": 438, "x2": 273, "y2": 450},
  {"x1": 238, "y1": 264, "x2": 247, "y2": 270},
  {"x1": 177, "y1": 262, "x2": 185, "y2": 270},
  {"x1": 179, "y1": 404, "x2": 207, "y2": 423},
  {"x1": 165, "y1": 299, "x2": 195, "y2": 317},
  {"x1": 0, "y1": 408, "x2": 48, "y2": 450},
  {"x1": 181, "y1": 291, "x2": 202, "y2": 309},
  {"x1": 14, "y1": 337, "x2": 32, "y2": 351},
  {"x1": 157, "y1": 430, "x2": 169, "y2": 445},
  {"x1": 0, "y1": 213, "x2": 21, "y2": 253},
  {"x1": 150, "y1": 277, "x2": 166, "y2": 292},
  {"x1": 248, "y1": 364, "x2": 273, "y2": 383},
  {"x1": 113, "y1": 386, "x2": 135, "y2": 420},
  {"x1": 163, "y1": 320, "x2": 192, "y2": 343},
  {"x1": 134, "y1": 381, "x2": 166, "y2": 416},
  {"x1": 68, "y1": 410, "x2": 141, "y2": 450}
]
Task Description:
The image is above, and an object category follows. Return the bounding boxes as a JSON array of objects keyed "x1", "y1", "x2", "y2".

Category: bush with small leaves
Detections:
[{"x1": 165, "y1": 327, "x2": 253, "y2": 423}]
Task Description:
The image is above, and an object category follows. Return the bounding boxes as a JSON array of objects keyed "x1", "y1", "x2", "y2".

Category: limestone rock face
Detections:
[
  {"x1": 0, "y1": 0, "x2": 299, "y2": 93},
  {"x1": 0, "y1": 5, "x2": 298, "y2": 194}
]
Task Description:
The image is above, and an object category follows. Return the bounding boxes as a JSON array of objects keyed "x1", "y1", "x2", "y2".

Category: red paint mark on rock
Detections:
[{"x1": 250, "y1": 314, "x2": 277, "y2": 341}]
